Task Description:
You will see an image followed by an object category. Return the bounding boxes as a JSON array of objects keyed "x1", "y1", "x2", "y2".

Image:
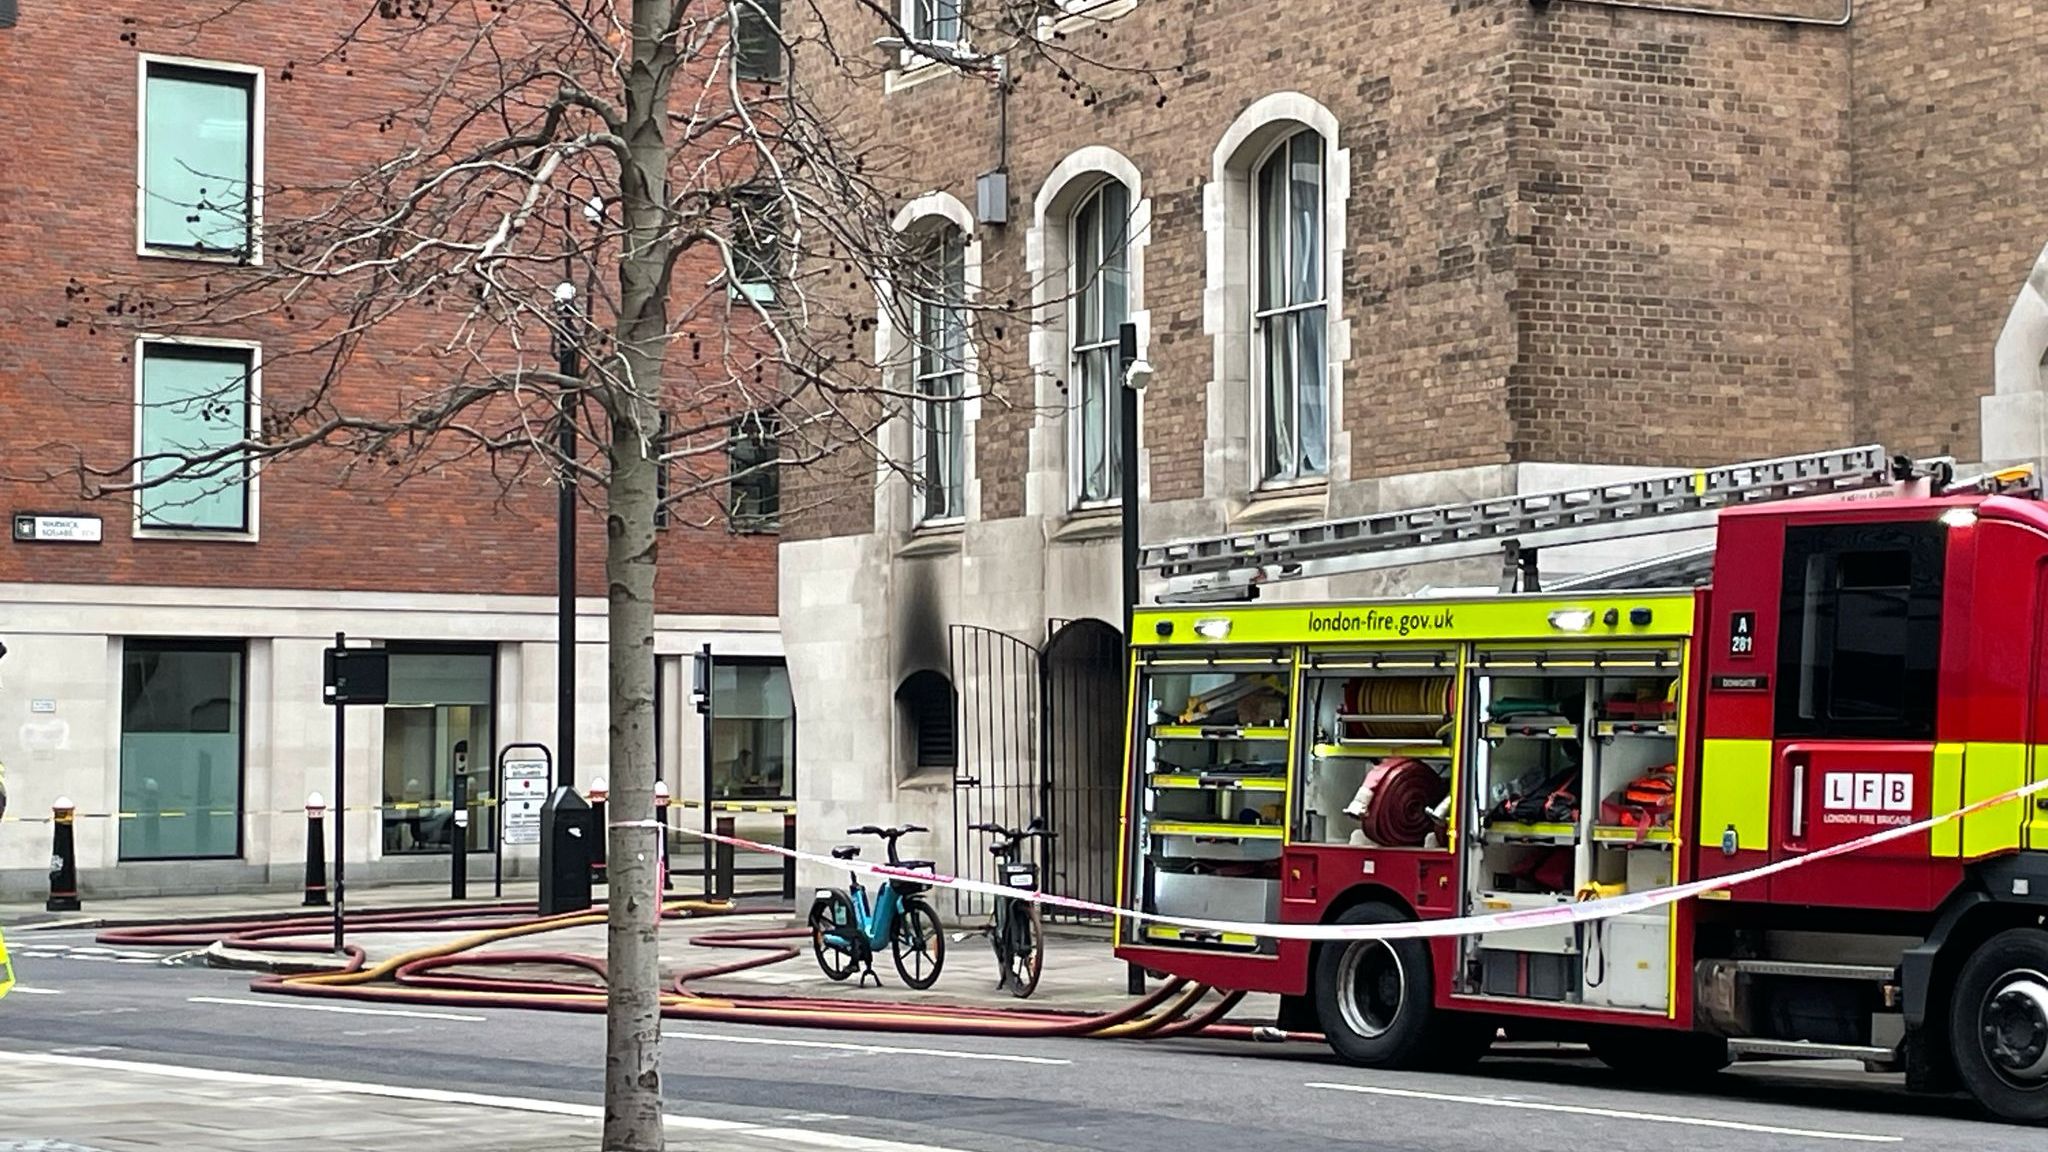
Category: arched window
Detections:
[
  {"x1": 1070, "y1": 179, "x2": 1132, "y2": 505},
  {"x1": 895, "y1": 670, "x2": 957, "y2": 770},
  {"x1": 1253, "y1": 130, "x2": 1328, "y2": 484},
  {"x1": 908, "y1": 224, "x2": 968, "y2": 523}
]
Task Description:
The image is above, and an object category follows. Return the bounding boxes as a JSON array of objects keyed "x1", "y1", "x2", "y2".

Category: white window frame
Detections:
[
  {"x1": 1068, "y1": 178, "x2": 1133, "y2": 510},
  {"x1": 910, "y1": 226, "x2": 969, "y2": 527},
  {"x1": 728, "y1": 187, "x2": 780, "y2": 305},
  {"x1": 135, "y1": 54, "x2": 266, "y2": 266},
  {"x1": 1250, "y1": 129, "x2": 1330, "y2": 488},
  {"x1": 131, "y1": 335, "x2": 263, "y2": 542},
  {"x1": 899, "y1": 0, "x2": 967, "y2": 69}
]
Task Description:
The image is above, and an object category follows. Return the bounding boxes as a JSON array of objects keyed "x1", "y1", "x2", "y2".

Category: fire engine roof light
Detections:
[
  {"x1": 1194, "y1": 618, "x2": 1232, "y2": 640},
  {"x1": 1548, "y1": 609, "x2": 1594, "y2": 633},
  {"x1": 1940, "y1": 507, "x2": 1979, "y2": 529}
]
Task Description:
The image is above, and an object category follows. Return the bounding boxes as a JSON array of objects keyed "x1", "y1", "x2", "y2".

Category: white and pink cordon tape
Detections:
[{"x1": 672, "y1": 776, "x2": 2048, "y2": 943}]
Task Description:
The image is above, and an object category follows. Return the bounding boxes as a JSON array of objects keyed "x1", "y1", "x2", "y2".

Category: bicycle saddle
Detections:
[{"x1": 831, "y1": 845, "x2": 860, "y2": 860}]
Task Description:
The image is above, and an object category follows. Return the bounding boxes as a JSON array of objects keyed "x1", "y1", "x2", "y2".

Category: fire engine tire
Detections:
[
  {"x1": 1313, "y1": 902, "x2": 1446, "y2": 1069},
  {"x1": 1586, "y1": 1029, "x2": 1731, "y2": 1082},
  {"x1": 1947, "y1": 927, "x2": 2048, "y2": 1124}
]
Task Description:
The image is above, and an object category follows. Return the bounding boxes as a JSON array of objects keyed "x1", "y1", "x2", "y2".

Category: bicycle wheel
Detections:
[
  {"x1": 890, "y1": 896, "x2": 946, "y2": 990},
  {"x1": 809, "y1": 890, "x2": 861, "y2": 982},
  {"x1": 1007, "y1": 900, "x2": 1043, "y2": 999}
]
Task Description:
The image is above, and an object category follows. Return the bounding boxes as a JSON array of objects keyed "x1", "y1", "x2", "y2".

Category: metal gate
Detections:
[{"x1": 947, "y1": 619, "x2": 1124, "y2": 923}]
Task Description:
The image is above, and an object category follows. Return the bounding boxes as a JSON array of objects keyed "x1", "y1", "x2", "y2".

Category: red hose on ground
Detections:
[{"x1": 92, "y1": 899, "x2": 1323, "y2": 1046}]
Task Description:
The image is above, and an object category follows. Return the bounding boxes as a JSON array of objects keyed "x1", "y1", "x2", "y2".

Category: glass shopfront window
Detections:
[
  {"x1": 119, "y1": 640, "x2": 245, "y2": 860},
  {"x1": 381, "y1": 648, "x2": 496, "y2": 855},
  {"x1": 710, "y1": 661, "x2": 794, "y2": 801}
]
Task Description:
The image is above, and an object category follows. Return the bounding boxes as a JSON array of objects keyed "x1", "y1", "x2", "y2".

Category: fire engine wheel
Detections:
[
  {"x1": 1314, "y1": 902, "x2": 1484, "y2": 1069},
  {"x1": 1948, "y1": 927, "x2": 2048, "y2": 1123}
]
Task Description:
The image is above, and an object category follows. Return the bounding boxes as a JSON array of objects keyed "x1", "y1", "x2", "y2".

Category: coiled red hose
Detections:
[{"x1": 1359, "y1": 757, "x2": 1448, "y2": 848}]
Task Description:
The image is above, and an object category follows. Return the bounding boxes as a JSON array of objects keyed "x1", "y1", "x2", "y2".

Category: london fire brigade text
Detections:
[{"x1": 1307, "y1": 609, "x2": 1455, "y2": 637}]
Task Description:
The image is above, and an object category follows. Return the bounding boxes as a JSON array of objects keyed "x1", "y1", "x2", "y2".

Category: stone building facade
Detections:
[
  {"x1": 0, "y1": 4, "x2": 791, "y2": 897},
  {"x1": 777, "y1": 0, "x2": 2048, "y2": 906}
]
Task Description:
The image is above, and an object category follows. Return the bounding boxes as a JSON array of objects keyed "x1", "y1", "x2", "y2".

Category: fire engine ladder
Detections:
[{"x1": 1141, "y1": 445, "x2": 1990, "y2": 603}]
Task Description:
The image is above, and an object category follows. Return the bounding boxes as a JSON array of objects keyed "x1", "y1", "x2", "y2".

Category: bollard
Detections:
[
  {"x1": 587, "y1": 775, "x2": 608, "y2": 887},
  {"x1": 303, "y1": 793, "x2": 329, "y2": 907},
  {"x1": 46, "y1": 797, "x2": 79, "y2": 913},
  {"x1": 450, "y1": 771, "x2": 469, "y2": 901},
  {"x1": 654, "y1": 781, "x2": 673, "y2": 892},
  {"x1": 713, "y1": 815, "x2": 736, "y2": 900},
  {"x1": 781, "y1": 812, "x2": 797, "y2": 901}
]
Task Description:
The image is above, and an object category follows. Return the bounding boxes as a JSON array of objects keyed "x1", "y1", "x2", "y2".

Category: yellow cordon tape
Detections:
[
  {"x1": 0, "y1": 926, "x2": 14, "y2": 1001},
  {"x1": 677, "y1": 775, "x2": 2048, "y2": 944}
]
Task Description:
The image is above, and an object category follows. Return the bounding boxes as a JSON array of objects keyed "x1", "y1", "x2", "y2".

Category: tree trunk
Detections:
[{"x1": 602, "y1": 418, "x2": 664, "y2": 1152}]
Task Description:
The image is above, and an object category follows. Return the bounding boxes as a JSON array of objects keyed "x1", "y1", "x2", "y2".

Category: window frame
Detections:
[
  {"x1": 654, "y1": 411, "x2": 673, "y2": 530},
  {"x1": 116, "y1": 636, "x2": 248, "y2": 863},
  {"x1": 136, "y1": 54, "x2": 265, "y2": 265},
  {"x1": 131, "y1": 336, "x2": 262, "y2": 541},
  {"x1": 1773, "y1": 520, "x2": 1948, "y2": 742},
  {"x1": 380, "y1": 642, "x2": 501, "y2": 857},
  {"x1": 1068, "y1": 178, "x2": 1132, "y2": 511},
  {"x1": 728, "y1": 409, "x2": 781, "y2": 534},
  {"x1": 910, "y1": 225, "x2": 968, "y2": 527},
  {"x1": 729, "y1": 186, "x2": 782, "y2": 305},
  {"x1": 899, "y1": 0, "x2": 967, "y2": 68},
  {"x1": 733, "y1": 0, "x2": 784, "y2": 83},
  {"x1": 1249, "y1": 129, "x2": 1330, "y2": 489}
]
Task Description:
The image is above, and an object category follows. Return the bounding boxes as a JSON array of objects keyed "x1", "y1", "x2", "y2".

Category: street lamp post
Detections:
[
  {"x1": 1115, "y1": 321, "x2": 1151, "y2": 998},
  {"x1": 552, "y1": 283, "x2": 582, "y2": 790}
]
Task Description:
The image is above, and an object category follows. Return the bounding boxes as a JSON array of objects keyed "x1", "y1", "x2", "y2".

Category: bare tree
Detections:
[{"x1": 21, "y1": 2, "x2": 1170, "y2": 1148}]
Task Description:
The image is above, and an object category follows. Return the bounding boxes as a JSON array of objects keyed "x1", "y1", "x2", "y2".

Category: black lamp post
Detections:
[
  {"x1": 551, "y1": 282, "x2": 582, "y2": 790},
  {"x1": 1115, "y1": 320, "x2": 1151, "y2": 998}
]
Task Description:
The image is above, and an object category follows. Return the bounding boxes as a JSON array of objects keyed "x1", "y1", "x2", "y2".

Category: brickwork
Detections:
[
  {"x1": 1850, "y1": 0, "x2": 2048, "y2": 461},
  {"x1": 0, "y1": 3, "x2": 777, "y2": 615},
  {"x1": 784, "y1": 0, "x2": 2046, "y2": 544}
]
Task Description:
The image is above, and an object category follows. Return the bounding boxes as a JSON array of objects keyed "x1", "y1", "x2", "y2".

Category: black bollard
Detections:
[
  {"x1": 713, "y1": 815, "x2": 736, "y2": 900},
  {"x1": 303, "y1": 793, "x2": 329, "y2": 907},
  {"x1": 46, "y1": 798, "x2": 80, "y2": 913},
  {"x1": 654, "y1": 782, "x2": 673, "y2": 892},
  {"x1": 450, "y1": 771, "x2": 468, "y2": 901},
  {"x1": 588, "y1": 776, "x2": 608, "y2": 888},
  {"x1": 781, "y1": 812, "x2": 797, "y2": 901}
]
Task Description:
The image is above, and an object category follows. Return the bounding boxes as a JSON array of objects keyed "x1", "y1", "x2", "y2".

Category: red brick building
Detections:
[
  {"x1": 777, "y1": 0, "x2": 2048, "y2": 900},
  {"x1": 0, "y1": 3, "x2": 789, "y2": 896}
]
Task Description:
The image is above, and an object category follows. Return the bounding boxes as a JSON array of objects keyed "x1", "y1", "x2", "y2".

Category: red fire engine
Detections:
[{"x1": 1115, "y1": 446, "x2": 2048, "y2": 1122}]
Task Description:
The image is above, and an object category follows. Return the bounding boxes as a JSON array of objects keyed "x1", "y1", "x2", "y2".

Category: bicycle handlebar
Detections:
[
  {"x1": 845, "y1": 823, "x2": 928, "y2": 838},
  {"x1": 969, "y1": 821, "x2": 1057, "y2": 841}
]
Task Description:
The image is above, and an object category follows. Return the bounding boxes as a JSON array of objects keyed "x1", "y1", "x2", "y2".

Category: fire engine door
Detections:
[
  {"x1": 2027, "y1": 563, "x2": 2048, "y2": 852},
  {"x1": 1767, "y1": 521, "x2": 1947, "y2": 909}
]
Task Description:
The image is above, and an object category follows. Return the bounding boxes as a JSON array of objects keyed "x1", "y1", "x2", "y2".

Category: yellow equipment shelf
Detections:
[
  {"x1": 1486, "y1": 820, "x2": 1578, "y2": 843},
  {"x1": 1150, "y1": 725, "x2": 1291, "y2": 742},
  {"x1": 1311, "y1": 742, "x2": 1453, "y2": 760},
  {"x1": 1149, "y1": 774, "x2": 1287, "y2": 792},
  {"x1": 1149, "y1": 821, "x2": 1284, "y2": 839}
]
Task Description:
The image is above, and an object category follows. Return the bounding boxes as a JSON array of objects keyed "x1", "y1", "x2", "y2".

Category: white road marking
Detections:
[
  {"x1": 663, "y1": 1028, "x2": 1071, "y2": 1066},
  {"x1": 0, "y1": 1052, "x2": 978, "y2": 1150},
  {"x1": 7, "y1": 986, "x2": 64, "y2": 995},
  {"x1": 187, "y1": 996, "x2": 486, "y2": 1023},
  {"x1": 1305, "y1": 1082, "x2": 1901, "y2": 1144}
]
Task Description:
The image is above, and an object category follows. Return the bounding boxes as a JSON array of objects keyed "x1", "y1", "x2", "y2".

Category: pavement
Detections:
[{"x1": 0, "y1": 924, "x2": 2038, "y2": 1151}]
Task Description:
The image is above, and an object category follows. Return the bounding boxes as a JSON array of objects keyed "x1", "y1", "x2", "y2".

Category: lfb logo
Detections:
[{"x1": 1822, "y1": 772, "x2": 1913, "y2": 813}]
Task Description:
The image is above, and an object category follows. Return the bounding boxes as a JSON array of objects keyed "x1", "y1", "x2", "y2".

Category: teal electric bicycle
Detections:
[{"x1": 808, "y1": 823, "x2": 946, "y2": 989}]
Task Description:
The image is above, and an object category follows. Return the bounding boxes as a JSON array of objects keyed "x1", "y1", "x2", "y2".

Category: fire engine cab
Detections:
[{"x1": 1114, "y1": 445, "x2": 2048, "y2": 1123}]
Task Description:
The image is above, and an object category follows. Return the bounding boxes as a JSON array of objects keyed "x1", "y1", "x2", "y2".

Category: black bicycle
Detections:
[{"x1": 969, "y1": 818, "x2": 1056, "y2": 998}]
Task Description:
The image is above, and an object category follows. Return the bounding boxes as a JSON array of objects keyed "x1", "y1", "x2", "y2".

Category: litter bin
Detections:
[{"x1": 538, "y1": 787, "x2": 593, "y2": 916}]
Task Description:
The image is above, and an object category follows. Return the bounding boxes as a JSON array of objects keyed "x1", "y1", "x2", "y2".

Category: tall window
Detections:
[
  {"x1": 734, "y1": 0, "x2": 783, "y2": 82},
  {"x1": 1254, "y1": 130, "x2": 1328, "y2": 485},
  {"x1": 710, "y1": 661, "x2": 796, "y2": 801},
  {"x1": 137, "y1": 343, "x2": 255, "y2": 533},
  {"x1": 911, "y1": 226, "x2": 967, "y2": 523},
  {"x1": 141, "y1": 60, "x2": 258, "y2": 257},
  {"x1": 896, "y1": 670, "x2": 957, "y2": 773},
  {"x1": 1071, "y1": 180, "x2": 1131, "y2": 506},
  {"x1": 381, "y1": 649, "x2": 496, "y2": 856},
  {"x1": 730, "y1": 410, "x2": 781, "y2": 532},
  {"x1": 119, "y1": 640, "x2": 244, "y2": 861},
  {"x1": 907, "y1": 0, "x2": 963, "y2": 45},
  {"x1": 732, "y1": 187, "x2": 781, "y2": 303}
]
